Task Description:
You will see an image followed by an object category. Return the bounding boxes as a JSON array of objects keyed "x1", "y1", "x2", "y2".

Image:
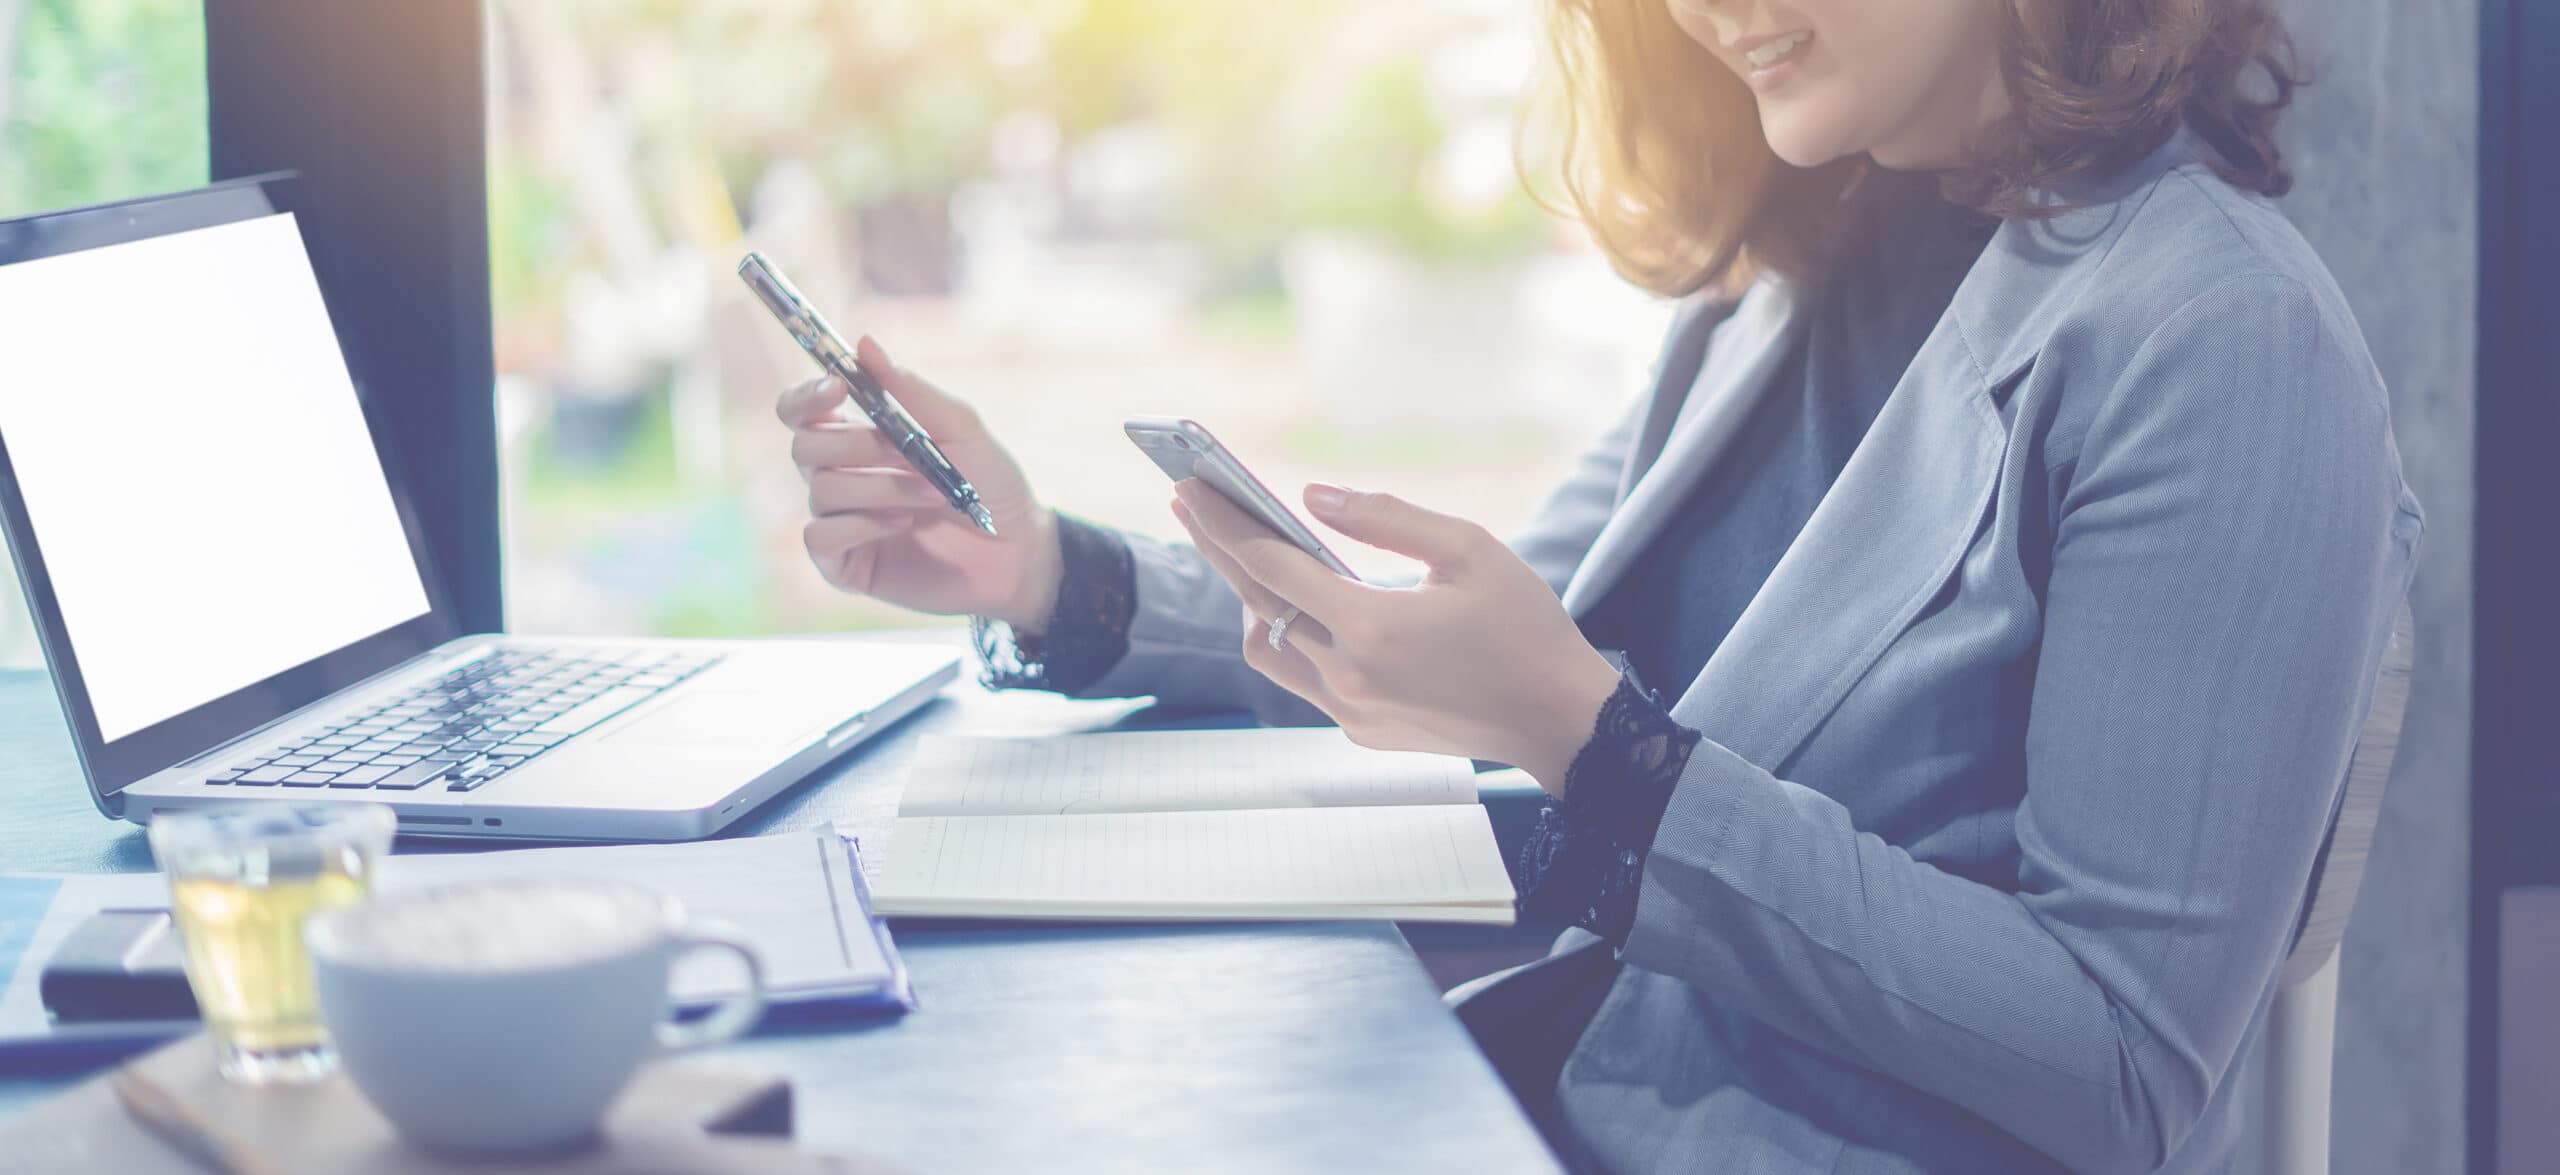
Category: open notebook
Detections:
[{"x1": 872, "y1": 729, "x2": 1518, "y2": 924}]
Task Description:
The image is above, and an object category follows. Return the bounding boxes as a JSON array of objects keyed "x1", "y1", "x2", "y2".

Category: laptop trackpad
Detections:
[{"x1": 599, "y1": 691, "x2": 823, "y2": 754}]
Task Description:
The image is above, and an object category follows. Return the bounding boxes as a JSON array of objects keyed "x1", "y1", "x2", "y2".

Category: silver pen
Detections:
[{"x1": 738, "y1": 252, "x2": 998, "y2": 536}]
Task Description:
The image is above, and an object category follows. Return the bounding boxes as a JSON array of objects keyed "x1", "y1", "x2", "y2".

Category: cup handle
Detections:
[{"x1": 655, "y1": 920, "x2": 768, "y2": 1054}]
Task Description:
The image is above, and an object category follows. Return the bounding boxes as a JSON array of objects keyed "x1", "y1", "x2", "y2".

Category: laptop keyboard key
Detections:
[
  {"x1": 444, "y1": 760, "x2": 504, "y2": 792},
  {"x1": 175, "y1": 649, "x2": 722, "y2": 801},
  {"x1": 371, "y1": 761, "x2": 449, "y2": 791}
]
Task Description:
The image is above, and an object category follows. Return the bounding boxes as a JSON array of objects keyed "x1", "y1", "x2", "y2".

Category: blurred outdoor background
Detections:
[
  {"x1": 0, "y1": 0, "x2": 209, "y2": 667},
  {"x1": 0, "y1": 0, "x2": 1673, "y2": 664}
]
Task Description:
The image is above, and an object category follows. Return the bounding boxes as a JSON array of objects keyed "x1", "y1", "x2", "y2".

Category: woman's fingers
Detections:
[
  {"x1": 1178, "y1": 500, "x2": 1359, "y2": 718},
  {"x1": 1172, "y1": 481, "x2": 1365, "y2": 625},
  {"x1": 1174, "y1": 499, "x2": 1299, "y2": 622},
  {"x1": 809, "y1": 467, "x2": 949, "y2": 516},
  {"x1": 776, "y1": 375, "x2": 850, "y2": 428},
  {"x1": 790, "y1": 421, "x2": 902, "y2": 481},
  {"x1": 1235, "y1": 607, "x2": 1426, "y2": 753},
  {"x1": 1300, "y1": 483, "x2": 1490, "y2": 571},
  {"x1": 856, "y1": 336, "x2": 983, "y2": 438},
  {"x1": 1178, "y1": 494, "x2": 1406, "y2": 743},
  {"x1": 803, "y1": 511, "x2": 916, "y2": 554},
  {"x1": 1181, "y1": 498, "x2": 1364, "y2": 713},
  {"x1": 801, "y1": 512, "x2": 917, "y2": 591},
  {"x1": 1237, "y1": 608, "x2": 1352, "y2": 718}
]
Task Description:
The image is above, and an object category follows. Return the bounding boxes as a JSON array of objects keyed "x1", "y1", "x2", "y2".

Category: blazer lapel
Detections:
[
  {"x1": 1662, "y1": 166, "x2": 2170, "y2": 768},
  {"x1": 1618, "y1": 294, "x2": 1741, "y2": 499},
  {"x1": 1666, "y1": 312, "x2": 2010, "y2": 769},
  {"x1": 1561, "y1": 282, "x2": 1806, "y2": 616}
]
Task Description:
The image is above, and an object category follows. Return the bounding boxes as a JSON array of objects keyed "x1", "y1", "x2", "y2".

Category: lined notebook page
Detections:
[
  {"x1": 900, "y1": 729, "x2": 1477, "y2": 818},
  {"x1": 871, "y1": 805, "x2": 1516, "y2": 918}
]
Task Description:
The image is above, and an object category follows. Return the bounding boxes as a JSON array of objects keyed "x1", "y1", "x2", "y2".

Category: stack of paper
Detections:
[{"x1": 873, "y1": 729, "x2": 1517, "y2": 924}]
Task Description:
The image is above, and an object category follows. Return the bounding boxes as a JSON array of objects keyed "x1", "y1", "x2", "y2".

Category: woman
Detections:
[{"x1": 775, "y1": 1, "x2": 2422, "y2": 1170}]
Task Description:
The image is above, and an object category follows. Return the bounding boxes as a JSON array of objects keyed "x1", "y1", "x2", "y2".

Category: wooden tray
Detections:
[{"x1": 0, "y1": 1034, "x2": 890, "y2": 1174}]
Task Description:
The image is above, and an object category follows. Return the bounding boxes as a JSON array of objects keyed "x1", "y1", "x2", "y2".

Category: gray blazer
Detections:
[{"x1": 1069, "y1": 133, "x2": 2424, "y2": 1173}]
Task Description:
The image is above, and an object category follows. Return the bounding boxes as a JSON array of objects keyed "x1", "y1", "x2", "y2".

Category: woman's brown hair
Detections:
[{"x1": 1526, "y1": 0, "x2": 2304, "y2": 297}]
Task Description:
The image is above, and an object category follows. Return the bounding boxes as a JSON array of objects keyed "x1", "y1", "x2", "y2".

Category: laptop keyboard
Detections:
[{"x1": 204, "y1": 648, "x2": 723, "y2": 794}]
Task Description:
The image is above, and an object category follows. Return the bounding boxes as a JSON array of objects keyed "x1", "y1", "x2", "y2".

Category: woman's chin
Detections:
[{"x1": 1757, "y1": 110, "x2": 1862, "y2": 171}]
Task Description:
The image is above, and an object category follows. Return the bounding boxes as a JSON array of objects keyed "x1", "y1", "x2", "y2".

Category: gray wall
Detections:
[{"x1": 2271, "y1": 0, "x2": 2478, "y2": 1171}]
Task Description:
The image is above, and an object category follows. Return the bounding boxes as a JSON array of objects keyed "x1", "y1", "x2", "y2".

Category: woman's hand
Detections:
[
  {"x1": 1170, "y1": 480, "x2": 1622, "y2": 792},
  {"x1": 777, "y1": 337, "x2": 1064, "y2": 630}
]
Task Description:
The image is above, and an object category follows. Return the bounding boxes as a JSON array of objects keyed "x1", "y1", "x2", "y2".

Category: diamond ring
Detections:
[{"x1": 1266, "y1": 606, "x2": 1301, "y2": 651}]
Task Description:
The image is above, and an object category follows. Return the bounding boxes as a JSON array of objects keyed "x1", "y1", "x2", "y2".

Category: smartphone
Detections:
[
  {"x1": 37, "y1": 908, "x2": 196, "y2": 1022},
  {"x1": 1125, "y1": 416, "x2": 1363, "y2": 581}
]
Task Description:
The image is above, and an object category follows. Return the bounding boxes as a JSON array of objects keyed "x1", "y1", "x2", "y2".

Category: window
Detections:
[
  {"x1": 489, "y1": 0, "x2": 1671, "y2": 639},
  {"x1": 0, "y1": 0, "x2": 209, "y2": 668}
]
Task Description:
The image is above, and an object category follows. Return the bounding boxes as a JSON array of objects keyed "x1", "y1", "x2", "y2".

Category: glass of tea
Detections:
[{"x1": 146, "y1": 802, "x2": 395, "y2": 1084}]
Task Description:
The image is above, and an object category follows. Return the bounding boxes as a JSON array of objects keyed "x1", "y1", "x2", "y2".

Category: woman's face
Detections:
[{"x1": 1666, "y1": 0, "x2": 2011, "y2": 172}]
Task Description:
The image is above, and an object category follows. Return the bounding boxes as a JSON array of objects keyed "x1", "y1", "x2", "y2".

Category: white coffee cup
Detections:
[{"x1": 303, "y1": 877, "x2": 767, "y2": 1157}]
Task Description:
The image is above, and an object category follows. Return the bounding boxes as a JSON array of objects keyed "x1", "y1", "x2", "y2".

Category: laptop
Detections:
[{"x1": 0, "y1": 176, "x2": 960, "y2": 841}]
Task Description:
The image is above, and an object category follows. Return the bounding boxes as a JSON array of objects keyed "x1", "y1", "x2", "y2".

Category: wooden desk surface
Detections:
[{"x1": 0, "y1": 655, "x2": 1558, "y2": 1172}]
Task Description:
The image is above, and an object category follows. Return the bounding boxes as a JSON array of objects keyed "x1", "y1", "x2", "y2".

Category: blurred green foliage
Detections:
[
  {"x1": 485, "y1": 155, "x2": 577, "y2": 358},
  {"x1": 493, "y1": 0, "x2": 1543, "y2": 315},
  {"x1": 1043, "y1": 0, "x2": 1546, "y2": 269},
  {"x1": 1287, "y1": 56, "x2": 1549, "y2": 264},
  {"x1": 0, "y1": 0, "x2": 207, "y2": 663},
  {"x1": 0, "y1": 0, "x2": 206, "y2": 218}
]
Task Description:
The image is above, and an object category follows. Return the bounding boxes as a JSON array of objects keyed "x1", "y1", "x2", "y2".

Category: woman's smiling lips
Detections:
[{"x1": 1729, "y1": 28, "x2": 1815, "y2": 92}]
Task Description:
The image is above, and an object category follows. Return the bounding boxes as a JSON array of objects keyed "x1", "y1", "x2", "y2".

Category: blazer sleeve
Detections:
[
  {"x1": 1066, "y1": 386, "x2": 1651, "y2": 722},
  {"x1": 1613, "y1": 275, "x2": 2423, "y2": 1173}
]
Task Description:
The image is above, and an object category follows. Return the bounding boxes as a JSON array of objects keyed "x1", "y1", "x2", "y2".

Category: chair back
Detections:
[{"x1": 2282, "y1": 600, "x2": 2415, "y2": 986}]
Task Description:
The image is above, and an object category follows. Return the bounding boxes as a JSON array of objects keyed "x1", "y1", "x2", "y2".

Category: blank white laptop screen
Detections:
[{"x1": 0, "y1": 212, "x2": 431, "y2": 742}]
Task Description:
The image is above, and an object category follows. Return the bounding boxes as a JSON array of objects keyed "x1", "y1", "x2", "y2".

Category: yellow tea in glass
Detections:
[{"x1": 147, "y1": 803, "x2": 394, "y2": 1084}]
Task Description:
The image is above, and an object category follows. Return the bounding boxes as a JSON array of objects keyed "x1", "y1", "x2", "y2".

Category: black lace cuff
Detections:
[
  {"x1": 1511, "y1": 670, "x2": 1701, "y2": 946},
  {"x1": 973, "y1": 513, "x2": 1137, "y2": 694}
]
